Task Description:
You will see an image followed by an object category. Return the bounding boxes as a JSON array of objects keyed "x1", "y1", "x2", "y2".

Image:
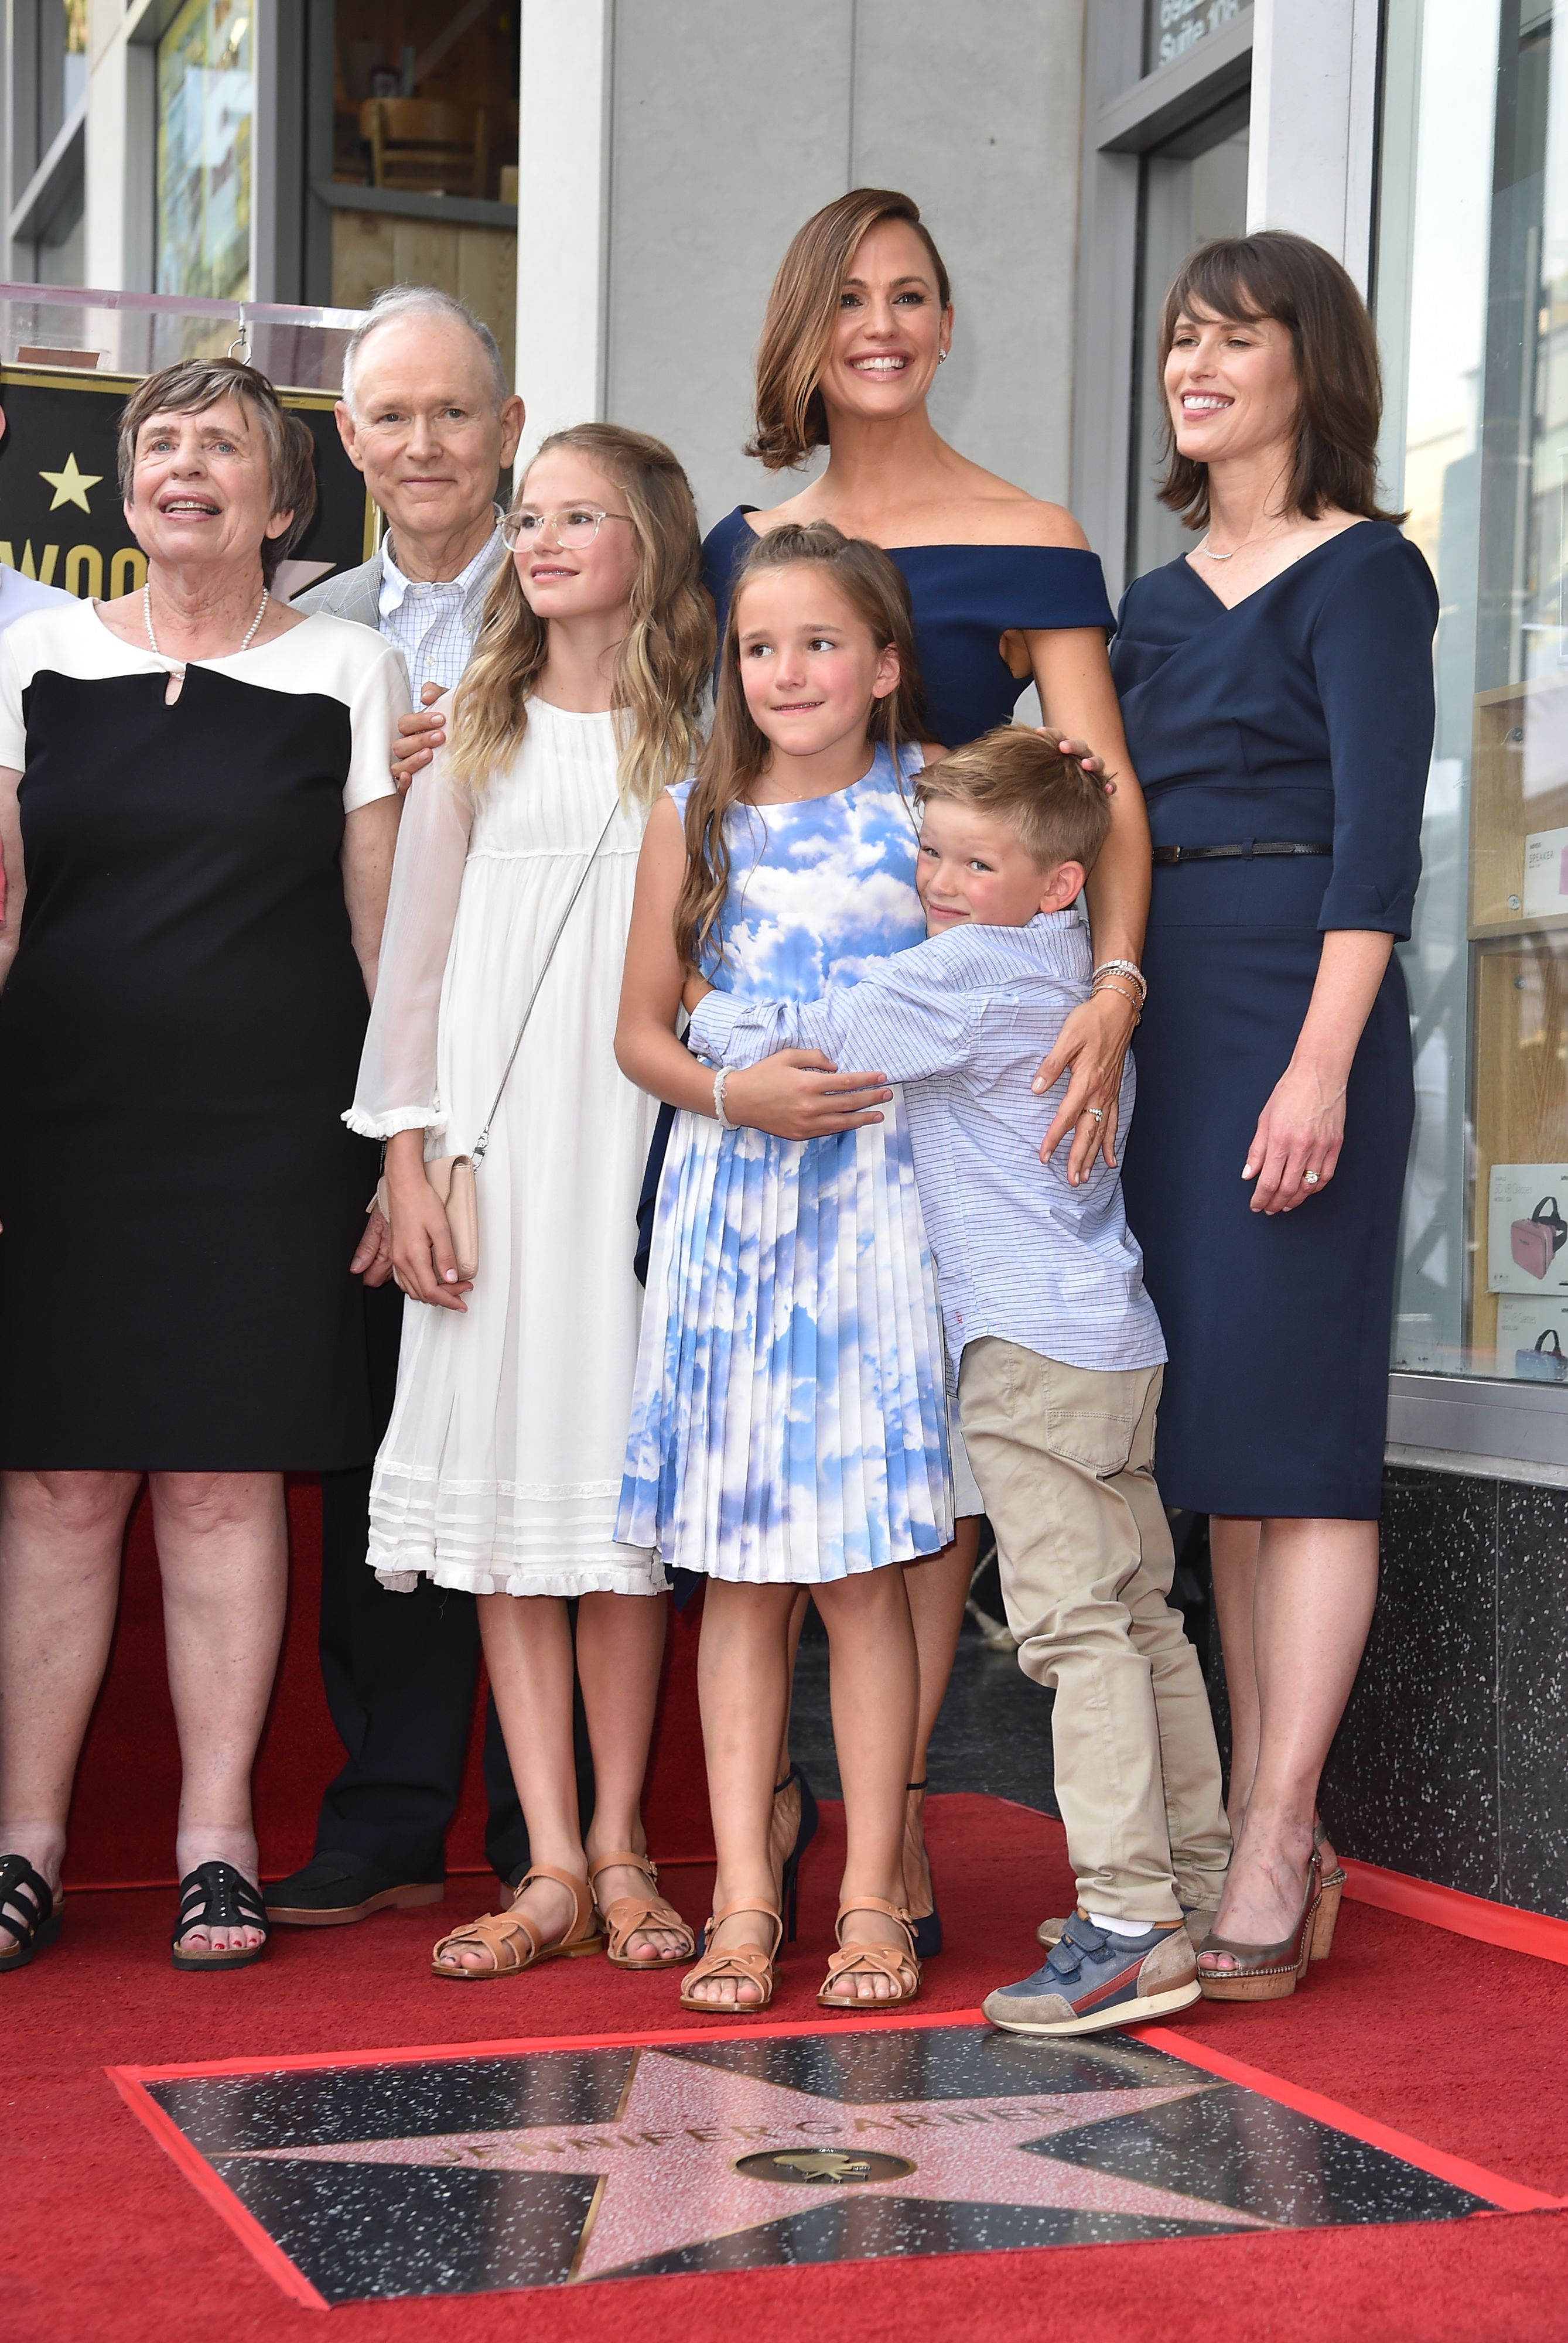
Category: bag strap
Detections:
[
  {"x1": 1540, "y1": 1330, "x2": 1564, "y2": 1357},
  {"x1": 470, "y1": 795, "x2": 620, "y2": 1167},
  {"x1": 1534, "y1": 1196, "x2": 1563, "y2": 1220}
]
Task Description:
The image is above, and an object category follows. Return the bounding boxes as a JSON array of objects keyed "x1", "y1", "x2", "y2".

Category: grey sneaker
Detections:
[
  {"x1": 985, "y1": 1914, "x2": 1201, "y2": 2037},
  {"x1": 1037, "y1": 1902, "x2": 1219, "y2": 1952}
]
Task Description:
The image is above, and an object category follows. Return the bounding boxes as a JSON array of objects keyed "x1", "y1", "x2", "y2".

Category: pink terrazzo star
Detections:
[{"x1": 238, "y1": 2047, "x2": 1268, "y2": 2280}]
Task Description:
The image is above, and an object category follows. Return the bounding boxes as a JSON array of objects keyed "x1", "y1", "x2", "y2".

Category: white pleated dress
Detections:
[{"x1": 347, "y1": 699, "x2": 665, "y2": 1597}]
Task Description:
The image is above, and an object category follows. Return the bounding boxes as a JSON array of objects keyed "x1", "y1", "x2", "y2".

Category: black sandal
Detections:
[
  {"x1": 171, "y1": 1862, "x2": 271, "y2": 1970},
  {"x1": 0, "y1": 1853, "x2": 62, "y2": 1972}
]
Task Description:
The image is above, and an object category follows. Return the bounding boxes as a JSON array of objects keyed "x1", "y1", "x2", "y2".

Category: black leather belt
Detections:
[{"x1": 1152, "y1": 841, "x2": 1333, "y2": 865}]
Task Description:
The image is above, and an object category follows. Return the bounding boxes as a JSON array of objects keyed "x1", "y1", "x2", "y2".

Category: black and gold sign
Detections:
[{"x1": 0, "y1": 364, "x2": 378, "y2": 603}]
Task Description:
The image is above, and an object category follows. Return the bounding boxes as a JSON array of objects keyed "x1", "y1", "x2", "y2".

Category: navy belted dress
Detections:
[{"x1": 1112, "y1": 522, "x2": 1437, "y2": 1519}]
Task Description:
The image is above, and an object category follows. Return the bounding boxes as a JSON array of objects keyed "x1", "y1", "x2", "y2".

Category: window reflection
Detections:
[{"x1": 1380, "y1": 0, "x2": 1568, "y2": 1381}]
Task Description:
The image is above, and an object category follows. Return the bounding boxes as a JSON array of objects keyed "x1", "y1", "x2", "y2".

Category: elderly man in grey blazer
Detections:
[{"x1": 269, "y1": 285, "x2": 532, "y2": 1930}]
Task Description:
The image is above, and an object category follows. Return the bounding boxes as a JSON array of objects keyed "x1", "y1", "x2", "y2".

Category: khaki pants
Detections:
[{"x1": 958, "y1": 1339, "x2": 1230, "y2": 1925}]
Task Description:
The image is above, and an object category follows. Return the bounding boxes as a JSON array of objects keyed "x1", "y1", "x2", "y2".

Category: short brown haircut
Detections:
[
  {"x1": 747, "y1": 189, "x2": 952, "y2": 472},
  {"x1": 915, "y1": 728, "x2": 1111, "y2": 877},
  {"x1": 1154, "y1": 230, "x2": 1403, "y2": 530},
  {"x1": 117, "y1": 358, "x2": 319, "y2": 584}
]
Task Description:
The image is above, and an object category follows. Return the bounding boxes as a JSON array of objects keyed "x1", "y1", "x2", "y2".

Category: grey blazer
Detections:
[
  {"x1": 292, "y1": 551, "x2": 385, "y2": 627},
  {"x1": 291, "y1": 525, "x2": 506, "y2": 643}
]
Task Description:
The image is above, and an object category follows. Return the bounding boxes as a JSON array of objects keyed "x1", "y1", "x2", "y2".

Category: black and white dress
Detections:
[{"x1": 0, "y1": 596, "x2": 408, "y2": 1470}]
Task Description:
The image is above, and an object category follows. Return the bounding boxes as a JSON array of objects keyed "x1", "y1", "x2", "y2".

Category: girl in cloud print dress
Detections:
[{"x1": 616, "y1": 521, "x2": 950, "y2": 2018}]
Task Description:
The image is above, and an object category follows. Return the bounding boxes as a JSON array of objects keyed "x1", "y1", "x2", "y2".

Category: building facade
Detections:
[{"x1": 3, "y1": 0, "x2": 1565, "y2": 1915}]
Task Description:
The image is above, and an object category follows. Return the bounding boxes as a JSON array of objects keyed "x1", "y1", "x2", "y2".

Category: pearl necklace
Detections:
[{"x1": 143, "y1": 581, "x2": 269, "y2": 665}]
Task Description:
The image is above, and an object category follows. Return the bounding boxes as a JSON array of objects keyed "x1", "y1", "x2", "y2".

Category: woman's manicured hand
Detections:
[
  {"x1": 1033, "y1": 987, "x2": 1137, "y2": 1181},
  {"x1": 384, "y1": 1132, "x2": 472, "y2": 1307},
  {"x1": 351, "y1": 1203, "x2": 394, "y2": 1285},
  {"x1": 725, "y1": 1049, "x2": 892, "y2": 1140},
  {"x1": 391, "y1": 684, "x2": 447, "y2": 790},
  {"x1": 1036, "y1": 731, "x2": 1117, "y2": 797},
  {"x1": 1244, "y1": 1061, "x2": 1347, "y2": 1213}
]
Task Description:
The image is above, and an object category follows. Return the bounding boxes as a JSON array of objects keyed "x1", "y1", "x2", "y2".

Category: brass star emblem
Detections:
[{"x1": 39, "y1": 452, "x2": 103, "y2": 513}]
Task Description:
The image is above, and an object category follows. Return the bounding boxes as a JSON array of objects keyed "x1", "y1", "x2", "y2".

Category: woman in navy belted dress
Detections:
[
  {"x1": 703, "y1": 187, "x2": 1149, "y2": 1955},
  {"x1": 1113, "y1": 233, "x2": 1436, "y2": 2000}
]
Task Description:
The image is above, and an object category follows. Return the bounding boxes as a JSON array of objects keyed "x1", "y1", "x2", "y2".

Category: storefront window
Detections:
[
  {"x1": 305, "y1": 0, "x2": 517, "y2": 374},
  {"x1": 156, "y1": 0, "x2": 253, "y2": 300},
  {"x1": 1378, "y1": 0, "x2": 1568, "y2": 1383}
]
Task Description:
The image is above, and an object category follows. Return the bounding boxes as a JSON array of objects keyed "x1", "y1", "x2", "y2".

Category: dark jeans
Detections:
[{"x1": 312, "y1": 1281, "x2": 591, "y2": 1884}]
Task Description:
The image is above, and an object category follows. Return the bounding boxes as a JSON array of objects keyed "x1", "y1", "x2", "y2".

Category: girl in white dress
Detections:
[{"x1": 347, "y1": 426, "x2": 709, "y2": 1979}]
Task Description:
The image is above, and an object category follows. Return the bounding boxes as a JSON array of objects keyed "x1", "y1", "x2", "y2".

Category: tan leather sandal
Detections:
[
  {"x1": 431, "y1": 1862, "x2": 601, "y2": 1980},
  {"x1": 817, "y1": 1896, "x2": 921, "y2": 2010},
  {"x1": 589, "y1": 1851, "x2": 695, "y2": 1968},
  {"x1": 678, "y1": 1898, "x2": 783, "y2": 2014}
]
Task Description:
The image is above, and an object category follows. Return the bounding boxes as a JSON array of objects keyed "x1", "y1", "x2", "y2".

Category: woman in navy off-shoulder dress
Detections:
[
  {"x1": 695, "y1": 189, "x2": 1151, "y2": 1956},
  {"x1": 1113, "y1": 233, "x2": 1436, "y2": 1999}
]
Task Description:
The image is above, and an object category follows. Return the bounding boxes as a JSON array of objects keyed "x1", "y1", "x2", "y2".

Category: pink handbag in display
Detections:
[{"x1": 1510, "y1": 1195, "x2": 1568, "y2": 1279}]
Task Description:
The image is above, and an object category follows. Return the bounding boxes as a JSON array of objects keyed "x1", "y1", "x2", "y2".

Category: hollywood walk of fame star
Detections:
[
  {"x1": 235, "y1": 2047, "x2": 1269, "y2": 2282},
  {"x1": 38, "y1": 452, "x2": 103, "y2": 513}
]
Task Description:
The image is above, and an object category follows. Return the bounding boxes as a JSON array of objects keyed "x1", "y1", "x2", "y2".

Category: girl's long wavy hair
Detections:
[
  {"x1": 673, "y1": 522, "x2": 929, "y2": 971},
  {"x1": 446, "y1": 423, "x2": 710, "y2": 797}
]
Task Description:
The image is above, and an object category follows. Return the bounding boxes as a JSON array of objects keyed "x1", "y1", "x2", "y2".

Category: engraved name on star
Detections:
[
  {"x1": 39, "y1": 452, "x2": 103, "y2": 513},
  {"x1": 233, "y1": 2047, "x2": 1267, "y2": 2282}
]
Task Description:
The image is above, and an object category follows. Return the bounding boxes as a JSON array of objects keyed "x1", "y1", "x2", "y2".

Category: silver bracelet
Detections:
[
  {"x1": 1091, "y1": 977, "x2": 1142, "y2": 1023},
  {"x1": 713, "y1": 1067, "x2": 734, "y2": 1130},
  {"x1": 1091, "y1": 957, "x2": 1147, "y2": 1003}
]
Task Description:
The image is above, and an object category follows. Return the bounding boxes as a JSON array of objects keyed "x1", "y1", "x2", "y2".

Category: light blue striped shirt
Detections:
[
  {"x1": 377, "y1": 513, "x2": 505, "y2": 694},
  {"x1": 688, "y1": 910, "x2": 1166, "y2": 1378}
]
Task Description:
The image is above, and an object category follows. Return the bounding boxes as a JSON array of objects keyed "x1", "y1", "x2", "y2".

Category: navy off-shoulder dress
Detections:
[
  {"x1": 1112, "y1": 522, "x2": 1437, "y2": 1519},
  {"x1": 701, "y1": 506, "x2": 1116, "y2": 747}
]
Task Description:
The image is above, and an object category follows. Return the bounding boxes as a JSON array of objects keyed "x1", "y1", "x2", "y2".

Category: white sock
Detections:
[{"x1": 1085, "y1": 1910, "x2": 1167, "y2": 1938}]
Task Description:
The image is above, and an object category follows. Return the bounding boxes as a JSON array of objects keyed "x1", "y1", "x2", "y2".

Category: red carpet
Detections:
[{"x1": 8, "y1": 1792, "x2": 1568, "y2": 2341}]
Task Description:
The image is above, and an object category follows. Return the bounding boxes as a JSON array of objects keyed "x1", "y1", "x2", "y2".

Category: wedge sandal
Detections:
[
  {"x1": 589, "y1": 1852, "x2": 695, "y2": 1968},
  {"x1": 1197, "y1": 1856, "x2": 1321, "y2": 2002},
  {"x1": 432, "y1": 1862, "x2": 601, "y2": 1980},
  {"x1": 817, "y1": 1896, "x2": 921, "y2": 2010},
  {"x1": 678, "y1": 1898, "x2": 782, "y2": 2014},
  {"x1": 0, "y1": 1853, "x2": 62, "y2": 1972},
  {"x1": 1311, "y1": 1819, "x2": 1347, "y2": 1961}
]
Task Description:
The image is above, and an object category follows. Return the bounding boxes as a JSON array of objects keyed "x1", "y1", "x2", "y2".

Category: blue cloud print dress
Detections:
[{"x1": 617, "y1": 744, "x2": 954, "y2": 1583}]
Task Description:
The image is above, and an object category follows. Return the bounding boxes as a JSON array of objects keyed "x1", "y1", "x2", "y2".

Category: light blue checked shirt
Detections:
[
  {"x1": 688, "y1": 910, "x2": 1166, "y2": 1378},
  {"x1": 377, "y1": 510, "x2": 505, "y2": 694}
]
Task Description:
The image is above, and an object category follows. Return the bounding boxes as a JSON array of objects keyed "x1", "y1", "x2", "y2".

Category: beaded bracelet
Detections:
[{"x1": 713, "y1": 1067, "x2": 734, "y2": 1130}]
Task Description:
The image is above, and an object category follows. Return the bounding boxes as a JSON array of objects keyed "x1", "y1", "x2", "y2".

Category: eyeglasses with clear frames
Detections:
[{"x1": 502, "y1": 505, "x2": 634, "y2": 550}]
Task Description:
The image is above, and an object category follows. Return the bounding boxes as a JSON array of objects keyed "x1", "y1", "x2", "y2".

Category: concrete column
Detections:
[
  {"x1": 1247, "y1": 0, "x2": 1381, "y2": 289},
  {"x1": 82, "y1": 0, "x2": 155, "y2": 296},
  {"x1": 515, "y1": 0, "x2": 612, "y2": 450}
]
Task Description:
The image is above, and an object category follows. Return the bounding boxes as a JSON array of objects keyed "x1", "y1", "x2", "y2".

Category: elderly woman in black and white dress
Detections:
[{"x1": 0, "y1": 357, "x2": 406, "y2": 1972}]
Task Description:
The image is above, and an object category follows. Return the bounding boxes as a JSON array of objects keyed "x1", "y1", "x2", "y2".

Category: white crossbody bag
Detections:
[{"x1": 376, "y1": 795, "x2": 619, "y2": 1284}]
